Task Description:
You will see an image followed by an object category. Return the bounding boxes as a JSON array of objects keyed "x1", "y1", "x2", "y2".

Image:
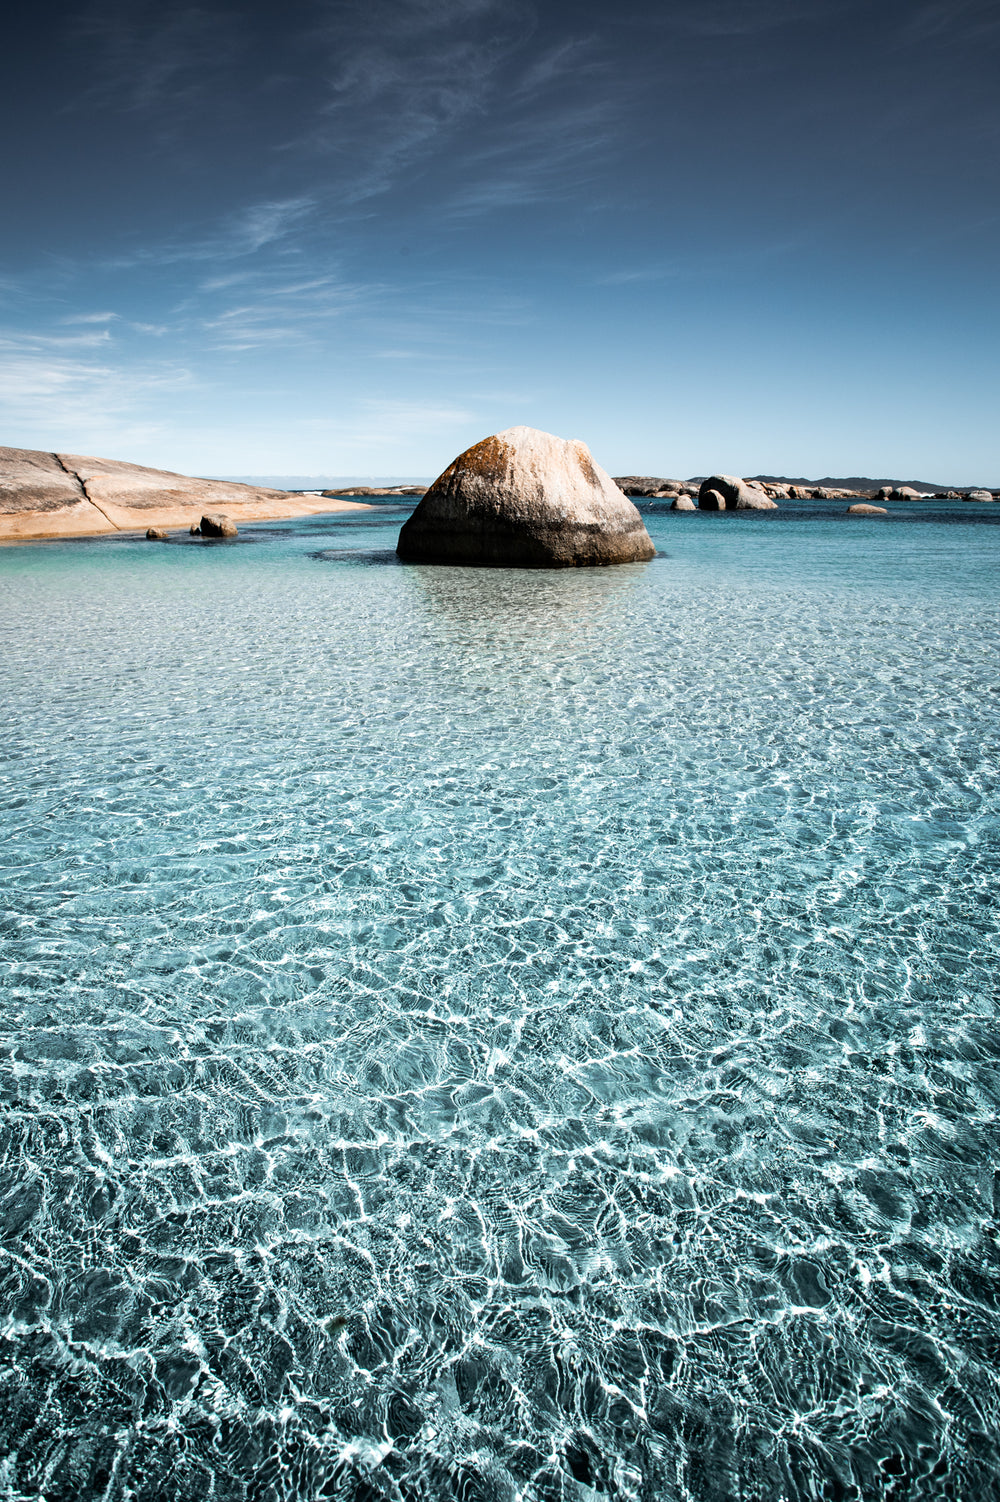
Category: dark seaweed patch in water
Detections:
[
  {"x1": 105, "y1": 531, "x2": 270, "y2": 547},
  {"x1": 309, "y1": 547, "x2": 404, "y2": 565}
]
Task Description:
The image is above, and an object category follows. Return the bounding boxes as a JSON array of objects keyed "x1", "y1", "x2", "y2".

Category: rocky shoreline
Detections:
[{"x1": 3, "y1": 444, "x2": 997, "y2": 542}]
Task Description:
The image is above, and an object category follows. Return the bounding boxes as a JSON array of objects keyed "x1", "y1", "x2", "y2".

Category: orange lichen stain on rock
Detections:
[{"x1": 455, "y1": 435, "x2": 510, "y2": 479}]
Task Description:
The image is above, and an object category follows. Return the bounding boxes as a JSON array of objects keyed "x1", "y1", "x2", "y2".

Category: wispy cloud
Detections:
[
  {"x1": 105, "y1": 195, "x2": 316, "y2": 272},
  {"x1": 291, "y1": 0, "x2": 536, "y2": 202},
  {"x1": 2, "y1": 328, "x2": 115, "y2": 350},
  {"x1": 660, "y1": 0, "x2": 849, "y2": 36},
  {"x1": 595, "y1": 228, "x2": 824, "y2": 287},
  {"x1": 73, "y1": 1, "x2": 246, "y2": 120},
  {"x1": 199, "y1": 270, "x2": 384, "y2": 351},
  {"x1": 898, "y1": 0, "x2": 1000, "y2": 44},
  {"x1": 596, "y1": 266, "x2": 681, "y2": 287},
  {"x1": 445, "y1": 99, "x2": 616, "y2": 217},
  {"x1": 0, "y1": 334, "x2": 195, "y2": 452},
  {"x1": 61, "y1": 310, "x2": 119, "y2": 324},
  {"x1": 294, "y1": 396, "x2": 479, "y2": 462},
  {"x1": 235, "y1": 199, "x2": 315, "y2": 254},
  {"x1": 513, "y1": 35, "x2": 600, "y2": 94}
]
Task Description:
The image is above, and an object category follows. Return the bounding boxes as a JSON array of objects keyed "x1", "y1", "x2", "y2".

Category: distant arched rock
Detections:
[{"x1": 698, "y1": 475, "x2": 778, "y2": 511}]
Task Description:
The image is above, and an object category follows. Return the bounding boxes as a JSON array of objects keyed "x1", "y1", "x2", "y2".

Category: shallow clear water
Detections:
[{"x1": 1, "y1": 502, "x2": 999, "y2": 1501}]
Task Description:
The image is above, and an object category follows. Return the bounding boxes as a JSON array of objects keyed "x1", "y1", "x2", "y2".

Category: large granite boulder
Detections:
[
  {"x1": 847, "y1": 503, "x2": 888, "y2": 515},
  {"x1": 670, "y1": 494, "x2": 696, "y2": 511},
  {"x1": 698, "y1": 475, "x2": 778, "y2": 511},
  {"x1": 396, "y1": 426, "x2": 655, "y2": 568},
  {"x1": 965, "y1": 489, "x2": 994, "y2": 502}
]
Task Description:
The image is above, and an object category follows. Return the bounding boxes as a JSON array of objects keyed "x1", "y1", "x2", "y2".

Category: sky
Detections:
[{"x1": 1, "y1": 0, "x2": 997, "y2": 483}]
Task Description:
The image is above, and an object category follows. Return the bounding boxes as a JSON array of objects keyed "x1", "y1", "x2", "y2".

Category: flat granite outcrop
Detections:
[
  {"x1": 398, "y1": 426, "x2": 655, "y2": 568},
  {"x1": 0, "y1": 446, "x2": 372, "y2": 541}
]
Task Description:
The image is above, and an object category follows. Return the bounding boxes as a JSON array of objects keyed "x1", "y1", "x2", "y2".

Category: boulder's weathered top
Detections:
[
  {"x1": 397, "y1": 426, "x2": 655, "y2": 568},
  {"x1": 0, "y1": 446, "x2": 369, "y2": 541}
]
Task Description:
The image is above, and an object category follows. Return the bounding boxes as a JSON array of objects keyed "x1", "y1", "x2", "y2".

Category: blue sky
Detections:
[{"x1": 1, "y1": 0, "x2": 997, "y2": 482}]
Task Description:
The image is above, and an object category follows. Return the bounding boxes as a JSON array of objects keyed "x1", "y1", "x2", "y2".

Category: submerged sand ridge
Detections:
[{"x1": 0, "y1": 446, "x2": 372, "y2": 541}]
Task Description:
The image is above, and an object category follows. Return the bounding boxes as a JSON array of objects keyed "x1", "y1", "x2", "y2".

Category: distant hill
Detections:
[{"x1": 747, "y1": 475, "x2": 991, "y2": 492}]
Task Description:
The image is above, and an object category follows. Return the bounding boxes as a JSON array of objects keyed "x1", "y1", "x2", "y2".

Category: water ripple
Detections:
[{"x1": 1, "y1": 512, "x2": 998, "y2": 1499}]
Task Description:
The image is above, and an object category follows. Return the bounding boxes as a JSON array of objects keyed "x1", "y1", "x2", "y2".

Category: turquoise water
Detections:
[{"x1": 1, "y1": 502, "x2": 998, "y2": 1501}]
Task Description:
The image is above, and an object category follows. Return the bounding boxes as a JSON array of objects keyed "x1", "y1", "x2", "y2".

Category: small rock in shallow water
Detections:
[
  {"x1": 189, "y1": 523, "x2": 201, "y2": 535},
  {"x1": 200, "y1": 512, "x2": 238, "y2": 537},
  {"x1": 847, "y1": 503, "x2": 888, "y2": 515},
  {"x1": 145, "y1": 527, "x2": 169, "y2": 539},
  {"x1": 670, "y1": 494, "x2": 696, "y2": 511},
  {"x1": 699, "y1": 488, "x2": 726, "y2": 510}
]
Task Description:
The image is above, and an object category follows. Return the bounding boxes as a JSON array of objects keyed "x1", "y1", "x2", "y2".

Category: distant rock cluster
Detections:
[
  {"x1": 614, "y1": 475, "x2": 998, "y2": 506},
  {"x1": 614, "y1": 476, "x2": 699, "y2": 499},
  {"x1": 322, "y1": 485, "x2": 425, "y2": 497}
]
